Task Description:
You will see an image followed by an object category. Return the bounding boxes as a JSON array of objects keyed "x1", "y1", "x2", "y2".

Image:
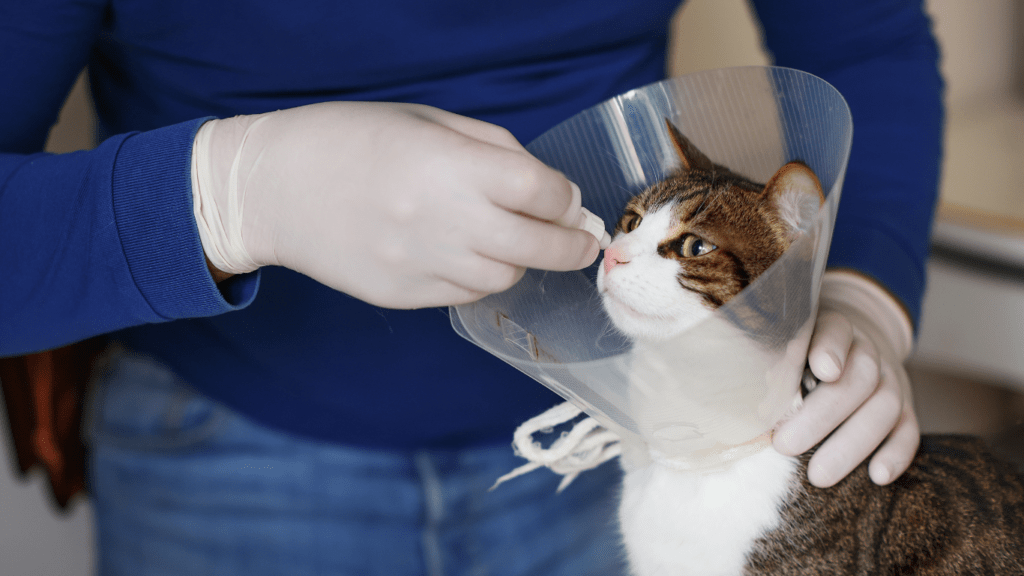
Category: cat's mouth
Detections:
[{"x1": 600, "y1": 289, "x2": 665, "y2": 322}]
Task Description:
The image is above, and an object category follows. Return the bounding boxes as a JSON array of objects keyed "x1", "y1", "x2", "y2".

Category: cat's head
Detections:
[{"x1": 596, "y1": 120, "x2": 824, "y2": 341}]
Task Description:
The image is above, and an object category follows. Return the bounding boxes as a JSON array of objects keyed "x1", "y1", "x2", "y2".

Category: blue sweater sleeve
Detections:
[
  {"x1": 0, "y1": 1, "x2": 257, "y2": 356},
  {"x1": 750, "y1": 0, "x2": 944, "y2": 328}
]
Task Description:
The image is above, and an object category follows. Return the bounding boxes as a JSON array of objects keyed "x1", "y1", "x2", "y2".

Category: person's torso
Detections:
[{"x1": 104, "y1": 0, "x2": 681, "y2": 448}]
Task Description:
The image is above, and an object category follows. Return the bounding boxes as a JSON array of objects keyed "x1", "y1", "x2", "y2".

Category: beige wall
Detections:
[
  {"x1": 45, "y1": 72, "x2": 95, "y2": 154},
  {"x1": 668, "y1": 0, "x2": 1024, "y2": 224}
]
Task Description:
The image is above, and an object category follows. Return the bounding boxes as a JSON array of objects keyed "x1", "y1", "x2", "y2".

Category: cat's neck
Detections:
[
  {"x1": 619, "y1": 444, "x2": 800, "y2": 576},
  {"x1": 645, "y1": 430, "x2": 775, "y2": 473}
]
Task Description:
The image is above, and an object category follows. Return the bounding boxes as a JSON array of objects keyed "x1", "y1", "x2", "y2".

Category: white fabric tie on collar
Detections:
[{"x1": 490, "y1": 402, "x2": 621, "y2": 493}]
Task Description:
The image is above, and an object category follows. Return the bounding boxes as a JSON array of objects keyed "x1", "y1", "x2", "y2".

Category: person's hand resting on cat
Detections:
[
  {"x1": 191, "y1": 101, "x2": 601, "y2": 308},
  {"x1": 773, "y1": 270, "x2": 919, "y2": 488}
]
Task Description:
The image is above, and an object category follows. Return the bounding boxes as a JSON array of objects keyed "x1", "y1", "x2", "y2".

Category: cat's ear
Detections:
[
  {"x1": 665, "y1": 119, "x2": 715, "y2": 173},
  {"x1": 763, "y1": 161, "x2": 824, "y2": 237}
]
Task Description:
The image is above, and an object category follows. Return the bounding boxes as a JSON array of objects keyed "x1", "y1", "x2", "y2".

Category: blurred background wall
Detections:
[{"x1": 3, "y1": 1, "x2": 1023, "y2": 574}]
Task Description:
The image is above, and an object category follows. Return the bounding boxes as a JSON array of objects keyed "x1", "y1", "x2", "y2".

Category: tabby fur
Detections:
[{"x1": 749, "y1": 435, "x2": 1024, "y2": 574}]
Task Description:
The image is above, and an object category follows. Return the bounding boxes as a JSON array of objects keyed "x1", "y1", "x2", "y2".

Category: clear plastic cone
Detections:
[{"x1": 451, "y1": 66, "x2": 852, "y2": 465}]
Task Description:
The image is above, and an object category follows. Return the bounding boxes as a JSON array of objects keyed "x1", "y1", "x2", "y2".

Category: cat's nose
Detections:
[{"x1": 603, "y1": 247, "x2": 629, "y2": 274}]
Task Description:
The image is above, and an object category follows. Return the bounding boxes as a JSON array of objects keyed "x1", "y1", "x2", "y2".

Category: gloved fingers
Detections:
[
  {"x1": 782, "y1": 271, "x2": 920, "y2": 487},
  {"x1": 447, "y1": 141, "x2": 599, "y2": 267},
  {"x1": 413, "y1": 105, "x2": 526, "y2": 152},
  {"x1": 438, "y1": 255, "x2": 528, "y2": 298},
  {"x1": 773, "y1": 339, "x2": 881, "y2": 456},
  {"x1": 803, "y1": 368, "x2": 904, "y2": 487},
  {"x1": 807, "y1": 309, "x2": 855, "y2": 382},
  {"x1": 552, "y1": 181, "x2": 584, "y2": 228},
  {"x1": 419, "y1": 109, "x2": 597, "y2": 235},
  {"x1": 342, "y1": 252, "x2": 504, "y2": 309},
  {"x1": 464, "y1": 142, "x2": 583, "y2": 226},
  {"x1": 864, "y1": 361, "x2": 919, "y2": 485},
  {"x1": 469, "y1": 207, "x2": 600, "y2": 272},
  {"x1": 408, "y1": 281, "x2": 491, "y2": 309},
  {"x1": 866, "y1": 393, "x2": 920, "y2": 485}
]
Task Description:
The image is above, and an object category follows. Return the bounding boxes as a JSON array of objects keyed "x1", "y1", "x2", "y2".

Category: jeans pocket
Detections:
[{"x1": 85, "y1": 352, "x2": 228, "y2": 453}]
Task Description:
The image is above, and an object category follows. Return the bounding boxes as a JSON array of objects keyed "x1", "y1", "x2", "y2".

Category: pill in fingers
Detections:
[
  {"x1": 579, "y1": 207, "x2": 612, "y2": 249},
  {"x1": 557, "y1": 182, "x2": 610, "y2": 249}
]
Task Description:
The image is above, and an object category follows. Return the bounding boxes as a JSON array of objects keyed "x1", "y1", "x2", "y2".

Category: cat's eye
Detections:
[
  {"x1": 679, "y1": 234, "x2": 716, "y2": 258},
  {"x1": 620, "y1": 212, "x2": 643, "y2": 233}
]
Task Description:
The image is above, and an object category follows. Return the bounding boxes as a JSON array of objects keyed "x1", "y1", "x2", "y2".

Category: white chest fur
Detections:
[{"x1": 618, "y1": 447, "x2": 799, "y2": 576}]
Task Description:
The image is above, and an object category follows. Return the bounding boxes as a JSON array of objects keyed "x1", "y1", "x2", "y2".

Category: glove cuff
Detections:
[
  {"x1": 191, "y1": 117, "x2": 263, "y2": 275},
  {"x1": 820, "y1": 270, "x2": 914, "y2": 362}
]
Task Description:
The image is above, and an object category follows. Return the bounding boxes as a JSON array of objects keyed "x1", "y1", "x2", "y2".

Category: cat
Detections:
[{"x1": 597, "y1": 121, "x2": 1024, "y2": 576}]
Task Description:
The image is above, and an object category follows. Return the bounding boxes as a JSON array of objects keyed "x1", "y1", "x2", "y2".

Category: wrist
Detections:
[
  {"x1": 820, "y1": 269, "x2": 914, "y2": 362},
  {"x1": 204, "y1": 255, "x2": 234, "y2": 283},
  {"x1": 191, "y1": 116, "x2": 265, "y2": 275}
]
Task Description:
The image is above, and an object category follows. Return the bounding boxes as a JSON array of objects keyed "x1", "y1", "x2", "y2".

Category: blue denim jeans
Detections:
[{"x1": 86, "y1": 353, "x2": 627, "y2": 576}]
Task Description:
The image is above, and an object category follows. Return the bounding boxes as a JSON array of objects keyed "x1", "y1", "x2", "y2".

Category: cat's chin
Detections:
[{"x1": 600, "y1": 292, "x2": 708, "y2": 342}]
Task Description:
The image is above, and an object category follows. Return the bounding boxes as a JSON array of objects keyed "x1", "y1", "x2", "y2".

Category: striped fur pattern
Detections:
[
  {"x1": 602, "y1": 122, "x2": 1024, "y2": 575},
  {"x1": 749, "y1": 436, "x2": 1024, "y2": 575},
  {"x1": 614, "y1": 166, "x2": 773, "y2": 309}
]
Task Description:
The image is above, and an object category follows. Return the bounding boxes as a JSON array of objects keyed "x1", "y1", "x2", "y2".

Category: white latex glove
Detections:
[
  {"x1": 773, "y1": 270, "x2": 919, "y2": 488},
  {"x1": 191, "y1": 101, "x2": 603, "y2": 307}
]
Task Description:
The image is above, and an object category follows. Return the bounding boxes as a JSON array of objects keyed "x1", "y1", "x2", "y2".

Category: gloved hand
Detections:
[
  {"x1": 191, "y1": 101, "x2": 602, "y2": 307},
  {"x1": 773, "y1": 270, "x2": 919, "y2": 487}
]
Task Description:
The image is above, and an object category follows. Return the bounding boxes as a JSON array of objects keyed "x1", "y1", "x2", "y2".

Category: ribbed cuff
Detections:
[{"x1": 111, "y1": 118, "x2": 258, "y2": 320}]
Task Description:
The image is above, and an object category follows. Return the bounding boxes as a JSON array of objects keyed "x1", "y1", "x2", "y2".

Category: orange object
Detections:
[{"x1": 0, "y1": 338, "x2": 105, "y2": 509}]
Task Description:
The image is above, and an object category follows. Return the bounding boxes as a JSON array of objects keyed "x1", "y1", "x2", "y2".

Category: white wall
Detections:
[{"x1": 0, "y1": 396, "x2": 94, "y2": 576}]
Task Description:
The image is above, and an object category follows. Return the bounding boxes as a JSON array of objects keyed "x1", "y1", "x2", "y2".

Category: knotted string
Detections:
[{"x1": 489, "y1": 401, "x2": 621, "y2": 493}]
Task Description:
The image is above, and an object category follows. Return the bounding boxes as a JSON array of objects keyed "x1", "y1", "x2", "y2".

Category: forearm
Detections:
[{"x1": 0, "y1": 121, "x2": 256, "y2": 357}]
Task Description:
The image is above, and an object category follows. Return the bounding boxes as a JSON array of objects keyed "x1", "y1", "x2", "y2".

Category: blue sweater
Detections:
[{"x1": 0, "y1": 0, "x2": 942, "y2": 448}]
